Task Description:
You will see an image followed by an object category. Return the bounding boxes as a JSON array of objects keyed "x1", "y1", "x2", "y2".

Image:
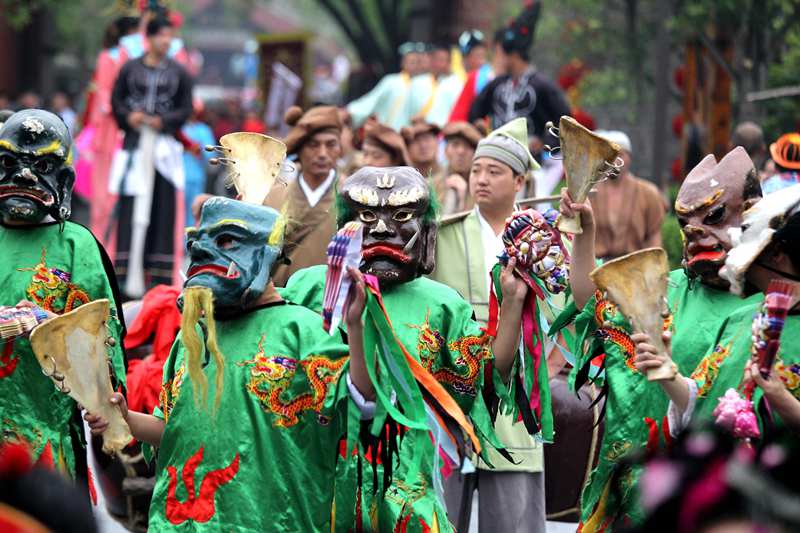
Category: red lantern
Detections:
[
  {"x1": 672, "y1": 114, "x2": 684, "y2": 138},
  {"x1": 673, "y1": 66, "x2": 685, "y2": 91},
  {"x1": 671, "y1": 157, "x2": 683, "y2": 182}
]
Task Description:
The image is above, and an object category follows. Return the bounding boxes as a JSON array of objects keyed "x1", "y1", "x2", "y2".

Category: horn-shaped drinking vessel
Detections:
[
  {"x1": 556, "y1": 116, "x2": 622, "y2": 234},
  {"x1": 218, "y1": 132, "x2": 287, "y2": 204},
  {"x1": 589, "y1": 248, "x2": 675, "y2": 381},
  {"x1": 30, "y1": 299, "x2": 133, "y2": 454}
]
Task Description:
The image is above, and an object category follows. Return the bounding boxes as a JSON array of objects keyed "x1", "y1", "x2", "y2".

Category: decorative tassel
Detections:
[
  {"x1": 362, "y1": 276, "x2": 482, "y2": 460},
  {"x1": 713, "y1": 389, "x2": 760, "y2": 439},
  {"x1": 752, "y1": 280, "x2": 796, "y2": 380}
]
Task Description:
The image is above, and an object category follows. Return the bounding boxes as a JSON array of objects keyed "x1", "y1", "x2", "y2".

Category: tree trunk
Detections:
[{"x1": 651, "y1": 0, "x2": 671, "y2": 190}]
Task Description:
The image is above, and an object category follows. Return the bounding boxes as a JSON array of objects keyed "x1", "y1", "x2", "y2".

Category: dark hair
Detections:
[
  {"x1": 622, "y1": 423, "x2": 800, "y2": 533},
  {"x1": 493, "y1": 28, "x2": 505, "y2": 44},
  {"x1": 146, "y1": 16, "x2": 173, "y2": 37},
  {"x1": 742, "y1": 167, "x2": 762, "y2": 203},
  {"x1": 117, "y1": 16, "x2": 140, "y2": 36},
  {"x1": 430, "y1": 43, "x2": 450, "y2": 54},
  {"x1": 774, "y1": 210, "x2": 800, "y2": 272}
]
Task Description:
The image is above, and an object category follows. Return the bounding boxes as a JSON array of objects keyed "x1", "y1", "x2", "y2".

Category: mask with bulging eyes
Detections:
[
  {"x1": 675, "y1": 147, "x2": 762, "y2": 289},
  {"x1": 183, "y1": 197, "x2": 283, "y2": 317},
  {"x1": 338, "y1": 166, "x2": 437, "y2": 286},
  {"x1": 0, "y1": 109, "x2": 75, "y2": 224}
]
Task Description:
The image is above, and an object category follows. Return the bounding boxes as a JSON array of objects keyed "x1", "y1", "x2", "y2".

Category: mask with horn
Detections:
[
  {"x1": 546, "y1": 116, "x2": 623, "y2": 234},
  {"x1": 337, "y1": 166, "x2": 437, "y2": 286},
  {"x1": 181, "y1": 133, "x2": 287, "y2": 408},
  {"x1": 187, "y1": 132, "x2": 287, "y2": 317}
]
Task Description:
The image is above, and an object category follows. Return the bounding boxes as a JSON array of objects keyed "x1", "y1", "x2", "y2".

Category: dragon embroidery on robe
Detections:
[
  {"x1": 690, "y1": 343, "x2": 732, "y2": 397},
  {"x1": 408, "y1": 311, "x2": 489, "y2": 397},
  {"x1": 19, "y1": 249, "x2": 89, "y2": 314},
  {"x1": 240, "y1": 336, "x2": 346, "y2": 428},
  {"x1": 159, "y1": 365, "x2": 185, "y2": 423}
]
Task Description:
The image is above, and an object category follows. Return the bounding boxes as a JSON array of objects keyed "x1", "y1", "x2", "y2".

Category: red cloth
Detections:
[
  {"x1": 124, "y1": 285, "x2": 182, "y2": 414},
  {"x1": 241, "y1": 118, "x2": 266, "y2": 134},
  {"x1": 448, "y1": 69, "x2": 479, "y2": 123}
]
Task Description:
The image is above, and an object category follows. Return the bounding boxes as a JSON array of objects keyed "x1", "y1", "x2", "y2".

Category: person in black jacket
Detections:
[
  {"x1": 110, "y1": 15, "x2": 193, "y2": 298},
  {"x1": 469, "y1": 2, "x2": 570, "y2": 149}
]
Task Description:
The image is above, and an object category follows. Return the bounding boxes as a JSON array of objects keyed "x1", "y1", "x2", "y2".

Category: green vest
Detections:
[
  {"x1": 429, "y1": 209, "x2": 544, "y2": 473},
  {"x1": 430, "y1": 210, "x2": 490, "y2": 324}
]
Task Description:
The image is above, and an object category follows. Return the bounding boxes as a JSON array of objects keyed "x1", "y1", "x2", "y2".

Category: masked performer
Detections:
[
  {"x1": 553, "y1": 146, "x2": 763, "y2": 529},
  {"x1": 87, "y1": 175, "x2": 374, "y2": 530},
  {"x1": 0, "y1": 109, "x2": 127, "y2": 480},
  {"x1": 282, "y1": 165, "x2": 533, "y2": 532},
  {"x1": 635, "y1": 184, "x2": 800, "y2": 437},
  {"x1": 110, "y1": 15, "x2": 193, "y2": 298}
]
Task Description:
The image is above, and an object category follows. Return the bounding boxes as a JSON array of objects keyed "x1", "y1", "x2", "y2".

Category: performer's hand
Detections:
[
  {"x1": 84, "y1": 393, "x2": 128, "y2": 435},
  {"x1": 632, "y1": 331, "x2": 672, "y2": 373},
  {"x1": 127, "y1": 111, "x2": 145, "y2": 129},
  {"x1": 344, "y1": 266, "x2": 366, "y2": 330},
  {"x1": 499, "y1": 257, "x2": 528, "y2": 304},
  {"x1": 191, "y1": 194, "x2": 213, "y2": 223},
  {"x1": 15, "y1": 300, "x2": 56, "y2": 320},
  {"x1": 559, "y1": 188, "x2": 595, "y2": 230},
  {"x1": 747, "y1": 361, "x2": 788, "y2": 401}
]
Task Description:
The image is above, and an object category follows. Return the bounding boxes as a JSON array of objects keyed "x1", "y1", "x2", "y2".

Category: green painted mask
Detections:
[{"x1": 184, "y1": 197, "x2": 282, "y2": 316}]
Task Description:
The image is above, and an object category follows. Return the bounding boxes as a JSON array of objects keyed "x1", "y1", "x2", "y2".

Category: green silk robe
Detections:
[
  {"x1": 148, "y1": 302, "x2": 350, "y2": 532},
  {"x1": 0, "y1": 221, "x2": 126, "y2": 477},
  {"x1": 282, "y1": 265, "x2": 508, "y2": 533},
  {"x1": 683, "y1": 302, "x2": 800, "y2": 431},
  {"x1": 555, "y1": 269, "x2": 759, "y2": 531}
]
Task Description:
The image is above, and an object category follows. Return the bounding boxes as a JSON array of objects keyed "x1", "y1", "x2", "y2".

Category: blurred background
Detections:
[{"x1": 1, "y1": 0, "x2": 799, "y2": 268}]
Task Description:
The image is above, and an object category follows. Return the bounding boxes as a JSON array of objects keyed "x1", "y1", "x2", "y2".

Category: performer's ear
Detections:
[
  {"x1": 243, "y1": 249, "x2": 273, "y2": 307},
  {"x1": 56, "y1": 167, "x2": 75, "y2": 221},
  {"x1": 418, "y1": 225, "x2": 437, "y2": 275}
]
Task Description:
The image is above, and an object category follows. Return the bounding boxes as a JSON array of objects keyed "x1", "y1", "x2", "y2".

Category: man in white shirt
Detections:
[
  {"x1": 430, "y1": 118, "x2": 546, "y2": 532},
  {"x1": 264, "y1": 105, "x2": 343, "y2": 286}
]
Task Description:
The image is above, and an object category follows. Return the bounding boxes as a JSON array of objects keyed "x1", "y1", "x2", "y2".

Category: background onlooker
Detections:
[
  {"x1": 762, "y1": 132, "x2": 800, "y2": 194},
  {"x1": 591, "y1": 130, "x2": 666, "y2": 260},
  {"x1": 50, "y1": 91, "x2": 77, "y2": 133}
]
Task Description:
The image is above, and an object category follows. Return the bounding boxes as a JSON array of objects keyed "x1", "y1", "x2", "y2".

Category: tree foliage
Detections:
[
  {"x1": 312, "y1": 0, "x2": 414, "y2": 75},
  {"x1": 0, "y1": 0, "x2": 58, "y2": 28}
]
